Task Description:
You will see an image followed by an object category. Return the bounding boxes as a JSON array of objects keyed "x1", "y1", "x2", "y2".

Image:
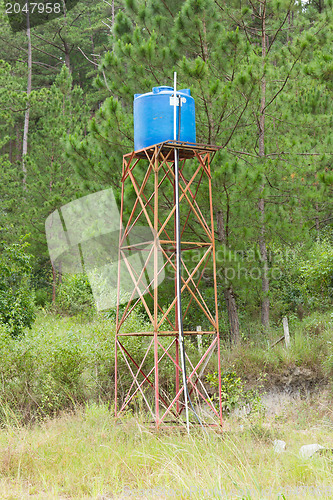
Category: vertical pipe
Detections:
[
  {"x1": 173, "y1": 72, "x2": 177, "y2": 142},
  {"x1": 174, "y1": 71, "x2": 190, "y2": 434},
  {"x1": 174, "y1": 179, "x2": 179, "y2": 415},
  {"x1": 173, "y1": 83, "x2": 180, "y2": 413},
  {"x1": 154, "y1": 146, "x2": 159, "y2": 429}
]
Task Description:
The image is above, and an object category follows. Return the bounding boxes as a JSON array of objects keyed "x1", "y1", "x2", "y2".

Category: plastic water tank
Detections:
[{"x1": 134, "y1": 86, "x2": 196, "y2": 151}]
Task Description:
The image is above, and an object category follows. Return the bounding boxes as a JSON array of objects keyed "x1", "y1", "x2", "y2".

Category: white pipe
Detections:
[
  {"x1": 173, "y1": 71, "x2": 190, "y2": 434},
  {"x1": 173, "y1": 71, "x2": 177, "y2": 141}
]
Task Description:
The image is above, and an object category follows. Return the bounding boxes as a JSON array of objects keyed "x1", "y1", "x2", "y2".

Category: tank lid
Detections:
[
  {"x1": 152, "y1": 86, "x2": 173, "y2": 93},
  {"x1": 152, "y1": 86, "x2": 191, "y2": 96},
  {"x1": 134, "y1": 87, "x2": 192, "y2": 100}
]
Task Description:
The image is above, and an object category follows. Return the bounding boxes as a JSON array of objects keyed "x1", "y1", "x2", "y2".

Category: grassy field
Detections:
[
  {"x1": 1, "y1": 309, "x2": 333, "y2": 427},
  {"x1": 0, "y1": 400, "x2": 333, "y2": 499},
  {"x1": 1, "y1": 311, "x2": 333, "y2": 498}
]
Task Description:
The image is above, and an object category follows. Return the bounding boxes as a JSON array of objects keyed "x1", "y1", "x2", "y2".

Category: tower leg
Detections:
[
  {"x1": 175, "y1": 338, "x2": 180, "y2": 414},
  {"x1": 115, "y1": 338, "x2": 118, "y2": 418}
]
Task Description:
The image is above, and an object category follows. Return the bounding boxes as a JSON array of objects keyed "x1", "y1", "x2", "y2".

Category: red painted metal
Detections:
[{"x1": 115, "y1": 141, "x2": 223, "y2": 430}]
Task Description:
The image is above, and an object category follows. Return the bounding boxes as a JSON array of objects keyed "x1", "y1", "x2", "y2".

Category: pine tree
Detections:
[
  {"x1": 1, "y1": 65, "x2": 89, "y2": 298},
  {"x1": 64, "y1": 0, "x2": 333, "y2": 333}
]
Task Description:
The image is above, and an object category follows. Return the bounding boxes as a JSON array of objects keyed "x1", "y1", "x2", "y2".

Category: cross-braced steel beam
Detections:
[{"x1": 115, "y1": 141, "x2": 223, "y2": 430}]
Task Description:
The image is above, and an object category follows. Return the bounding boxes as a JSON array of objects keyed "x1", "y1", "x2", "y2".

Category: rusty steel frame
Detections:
[{"x1": 115, "y1": 141, "x2": 223, "y2": 430}]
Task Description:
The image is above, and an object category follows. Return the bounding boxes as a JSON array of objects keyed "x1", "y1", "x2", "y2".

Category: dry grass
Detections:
[
  {"x1": 0, "y1": 400, "x2": 333, "y2": 499},
  {"x1": 0, "y1": 311, "x2": 333, "y2": 498}
]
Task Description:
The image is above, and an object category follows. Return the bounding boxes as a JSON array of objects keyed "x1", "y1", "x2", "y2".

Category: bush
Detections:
[
  {"x1": 56, "y1": 273, "x2": 95, "y2": 316},
  {"x1": 206, "y1": 370, "x2": 264, "y2": 415},
  {"x1": 269, "y1": 238, "x2": 333, "y2": 318},
  {"x1": 299, "y1": 239, "x2": 333, "y2": 308},
  {"x1": 0, "y1": 310, "x2": 154, "y2": 424},
  {"x1": 35, "y1": 339, "x2": 86, "y2": 417},
  {"x1": 0, "y1": 237, "x2": 36, "y2": 337}
]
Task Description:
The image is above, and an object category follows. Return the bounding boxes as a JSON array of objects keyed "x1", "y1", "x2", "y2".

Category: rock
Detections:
[
  {"x1": 299, "y1": 444, "x2": 325, "y2": 458},
  {"x1": 273, "y1": 439, "x2": 286, "y2": 453}
]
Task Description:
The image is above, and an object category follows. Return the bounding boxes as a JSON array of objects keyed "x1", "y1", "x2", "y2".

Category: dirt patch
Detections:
[
  {"x1": 244, "y1": 364, "x2": 327, "y2": 394},
  {"x1": 266, "y1": 365, "x2": 326, "y2": 392},
  {"x1": 260, "y1": 390, "x2": 302, "y2": 418},
  {"x1": 241, "y1": 365, "x2": 331, "y2": 418}
]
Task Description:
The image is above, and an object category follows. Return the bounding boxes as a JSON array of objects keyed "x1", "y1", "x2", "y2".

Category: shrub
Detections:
[
  {"x1": 299, "y1": 239, "x2": 333, "y2": 308},
  {"x1": 269, "y1": 238, "x2": 333, "y2": 318},
  {"x1": 0, "y1": 237, "x2": 36, "y2": 337},
  {"x1": 56, "y1": 273, "x2": 95, "y2": 316},
  {"x1": 206, "y1": 369, "x2": 264, "y2": 416}
]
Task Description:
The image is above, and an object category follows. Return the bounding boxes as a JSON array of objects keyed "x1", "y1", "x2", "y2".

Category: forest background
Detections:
[
  {"x1": 0, "y1": 3, "x2": 333, "y2": 496},
  {"x1": 0, "y1": 0, "x2": 333, "y2": 345}
]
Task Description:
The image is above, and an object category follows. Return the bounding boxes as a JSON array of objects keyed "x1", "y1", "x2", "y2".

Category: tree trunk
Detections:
[
  {"x1": 9, "y1": 132, "x2": 13, "y2": 163},
  {"x1": 315, "y1": 202, "x2": 320, "y2": 238},
  {"x1": 61, "y1": 0, "x2": 72, "y2": 73},
  {"x1": 224, "y1": 286, "x2": 240, "y2": 345},
  {"x1": 22, "y1": 9, "x2": 32, "y2": 189},
  {"x1": 64, "y1": 40, "x2": 71, "y2": 72},
  {"x1": 202, "y1": 16, "x2": 215, "y2": 143},
  {"x1": 89, "y1": 15, "x2": 98, "y2": 68},
  {"x1": 258, "y1": 196, "x2": 269, "y2": 327},
  {"x1": 52, "y1": 264, "x2": 56, "y2": 304},
  {"x1": 258, "y1": 1, "x2": 270, "y2": 329},
  {"x1": 216, "y1": 209, "x2": 240, "y2": 344},
  {"x1": 16, "y1": 124, "x2": 21, "y2": 163}
]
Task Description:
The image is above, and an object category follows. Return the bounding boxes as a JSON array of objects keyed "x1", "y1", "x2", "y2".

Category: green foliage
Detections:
[
  {"x1": 0, "y1": 236, "x2": 36, "y2": 337},
  {"x1": 265, "y1": 236, "x2": 333, "y2": 319},
  {"x1": 0, "y1": 318, "x2": 87, "y2": 422},
  {"x1": 299, "y1": 239, "x2": 333, "y2": 307},
  {"x1": 207, "y1": 370, "x2": 244, "y2": 412},
  {"x1": 0, "y1": 0, "x2": 332, "y2": 330},
  {"x1": 0, "y1": 310, "x2": 158, "y2": 424},
  {"x1": 268, "y1": 244, "x2": 306, "y2": 318},
  {"x1": 36, "y1": 339, "x2": 86, "y2": 417},
  {"x1": 55, "y1": 274, "x2": 95, "y2": 316},
  {"x1": 206, "y1": 370, "x2": 263, "y2": 415},
  {"x1": 21, "y1": 66, "x2": 89, "y2": 264},
  {"x1": 0, "y1": 309, "x2": 332, "y2": 426},
  {"x1": 77, "y1": 0, "x2": 333, "y2": 330}
]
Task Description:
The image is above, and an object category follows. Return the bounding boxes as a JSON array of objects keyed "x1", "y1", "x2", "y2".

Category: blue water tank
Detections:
[{"x1": 134, "y1": 86, "x2": 196, "y2": 151}]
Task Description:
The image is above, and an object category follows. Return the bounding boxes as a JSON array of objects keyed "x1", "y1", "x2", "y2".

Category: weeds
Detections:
[
  {"x1": 0, "y1": 406, "x2": 332, "y2": 499},
  {"x1": 1, "y1": 310, "x2": 333, "y2": 427},
  {"x1": 0, "y1": 311, "x2": 332, "y2": 498}
]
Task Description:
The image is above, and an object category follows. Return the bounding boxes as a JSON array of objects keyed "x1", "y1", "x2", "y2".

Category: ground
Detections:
[{"x1": 0, "y1": 388, "x2": 333, "y2": 500}]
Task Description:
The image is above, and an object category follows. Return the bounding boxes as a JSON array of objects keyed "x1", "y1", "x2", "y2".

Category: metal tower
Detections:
[{"x1": 115, "y1": 140, "x2": 223, "y2": 430}]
